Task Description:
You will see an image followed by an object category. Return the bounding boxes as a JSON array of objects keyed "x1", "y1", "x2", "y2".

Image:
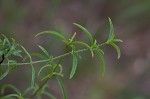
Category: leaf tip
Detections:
[{"x1": 117, "y1": 54, "x2": 121, "y2": 59}]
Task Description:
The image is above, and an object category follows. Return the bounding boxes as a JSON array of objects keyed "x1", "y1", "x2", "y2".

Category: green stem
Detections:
[
  {"x1": 30, "y1": 45, "x2": 69, "y2": 98},
  {"x1": 1, "y1": 42, "x2": 106, "y2": 66},
  {"x1": 1, "y1": 42, "x2": 106, "y2": 67},
  {"x1": 98, "y1": 42, "x2": 107, "y2": 47},
  {"x1": 30, "y1": 78, "x2": 49, "y2": 98},
  {"x1": 1, "y1": 49, "x2": 88, "y2": 66}
]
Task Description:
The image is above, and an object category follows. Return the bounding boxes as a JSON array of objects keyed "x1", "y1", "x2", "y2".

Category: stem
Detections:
[
  {"x1": 30, "y1": 45, "x2": 69, "y2": 98},
  {"x1": 30, "y1": 78, "x2": 49, "y2": 98},
  {"x1": 1, "y1": 42, "x2": 106, "y2": 66},
  {"x1": 1, "y1": 42, "x2": 106, "y2": 98},
  {"x1": 1, "y1": 49, "x2": 88, "y2": 66},
  {"x1": 98, "y1": 42, "x2": 107, "y2": 47}
]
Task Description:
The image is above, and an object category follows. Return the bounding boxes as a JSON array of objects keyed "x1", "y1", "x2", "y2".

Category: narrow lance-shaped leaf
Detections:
[
  {"x1": 23, "y1": 53, "x2": 46, "y2": 61},
  {"x1": 110, "y1": 42, "x2": 121, "y2": 59},
  {"x1": 73, "y1": 23, "x2": 93, "y2": 44},
  {"x1": 38, "y1": 45, "x2": 49, "y2": 57},
  {"x1": 43, "y1": 91, "x2": 56, "y2": 99},
  {"x1": 35, "y1": 31, "x2": 66, "y2": 41},
  {"x1": 1, "y1": 84, "x2": 20, "y2": 95},
  {"x1": 0, "y1": 60, "x2": 10, "y2": 80},
  {"x1": 2, "y1": 34, "x2": 11, "y2": 47},
  {"x1": 113, "y1": 39, "x2": 123, "y2": 43},
  {"x1": 5, "y1": 44, "x2": 15, "y2": 57},
  {"x1": 95, "y1": 50, "x2": 105, "y2": 77},
  {"x1": 107, "y1": 18, "x2": 115, "y2": 43},
  {"x1": 0, "y1": 94, "x2": 19, "y2": 99},
  {"x1": 38, "y1": 64, "x2": 52, "y2": 76},
  {"x1": 58, "y1": 64, "x2": 63, "y2": 74},
  {"x1": 21, "y1": 46, "x2": 35, "y2": 87},
  {"x1": 69, "y1": 32, "x2": 76, "y2": 42},
  {"x1": 0, "y1": 67, "x2": 9, "y2": 80},
  {"x1": 70, "y1": 54, "x2": 78, "y2": 79},
  {"x1": 23, "y1": 87, "x2": 34, "y2": 96},
  {"x1": 56, "y1": 76, "x2": 67, "y2": 99},
  {"x1": 31, "y1": 65, "x2": 35, "y2": 87},
  {"x1": 72, "y1": 41, "x2": 94, "y2": 57}
]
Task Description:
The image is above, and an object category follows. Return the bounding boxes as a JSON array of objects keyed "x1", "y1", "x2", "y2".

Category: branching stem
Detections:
[{"x1": 1, "y1": 43, "x2": 106, "y2": 66}]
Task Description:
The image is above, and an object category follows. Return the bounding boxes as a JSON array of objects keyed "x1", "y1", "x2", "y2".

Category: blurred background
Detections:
[{"x1": 0, "y1": 0, "x2": 150, "y2": 99}]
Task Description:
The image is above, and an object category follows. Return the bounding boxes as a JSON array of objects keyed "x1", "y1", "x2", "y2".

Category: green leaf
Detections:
[
  {"x1": 23, "y1": 87, "x2": 34, "y2": 96},
  {"x1": 38, "y1": 64, "x2": 52, "y2": 76},
  {"x1": 110, "y1": 42, "x2": 121, "y2": 59},
  {"x1": 30, "y1": 53, "x2": 47, "y2": 59},
  {"x1": 43, "y1": 91, "x2": 56, "y2": 99},
  {"x1": 12, "y1": 50, "x2": 22, "y2": 57},
  {"x1": 58, "y1": 64, "x2": 63, "y2": 74},
  {"x1": 69, "y1": 32, "x2": 76, "y2": 43},
  {"x1": 72, "y1": 41, "x2": 94, "y2": 57},
  {"x1": 38, "y1": 45, "x2": 49, "y2": 57},
  {"x1": 23, "y1": 53, "x2": 46, "y2": 61},
  {"x1": 95, "y1": 50, "x2": 106, "y2": 77},
  {"x1": 5, "y1": 45, "x2": 16, "y2": 57},
  {"x1": 70, "y1": 54, "x2": 78, "y2": 79},
  {"x1": 21, "y1": 46, "x2": 35, "y2": 87},
  {"x1": 74, "y1": 52, "x2": 82, "y2": 59},
  {"x1": 5, "y1": 43, "x2": 21, "y2": 58},
  {"x1": 2, "y1": 34, "x2": 11, "y2": 47},
  {"x1": 0, "y1": 68, "x2": 9, "y2": 80},
  {"x1": 73, "y1": 23, "x2": 93, "y2": 44},
  {"x1": 0, "y1": 65, "x2": 9, "y2": 80},
  {"x1": 31, "y1": 65, "x2": 36, "y2": 87},
  {"x1": 53, "y1": 72, "x2": 63, "y2": 77},
  {"x1": 107, "y1": 18, "x2": 115, "y2": 43},
  {"x1": 72, "y1": 41, "x2": 91, "y2": 49},
  {"x1": 8, "y1": 60, "x2": 17, "y2": 65},
  {"x1": 0, "y1": 49, "x2": 7, "y2": 56},
  {"x1": 113, "y1": 39, "x2": 123, "y2": 43},
  {"x1": 1, "y1": 84, "x2": 20, "y2": 95},
  {"x1": 56, "y1": 77, "x2": 67, "y2": 99},
  {"x1": 0, "y1": 94, "x2": 19, "y2": 99},
  {"x1": 98, "y1": 49, "x2": 104, "y2": 55},
  {"x1": 35, "y1": 31, "x2": 66, "y2": 41},
  {"x1": 21, "y1": 46, "x2": 32, "y2": 61}
]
